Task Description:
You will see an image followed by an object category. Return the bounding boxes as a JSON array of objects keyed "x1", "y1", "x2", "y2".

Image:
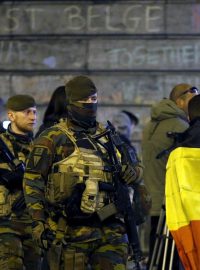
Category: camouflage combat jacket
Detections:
[
  {"x1": 0, "y1": 125, "x2": 33, "y2": 234},
  {"x1": 24, "y1": 120, "x2": 143, "y2": 241}
]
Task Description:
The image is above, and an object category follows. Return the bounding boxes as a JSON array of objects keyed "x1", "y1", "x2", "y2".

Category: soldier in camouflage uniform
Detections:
[
  {"x1": 0, "y1": 95, "x2": 41, "y2": 269},
  {"x1": 23, "y1": 75, "x2": 143, "y2": 270}
]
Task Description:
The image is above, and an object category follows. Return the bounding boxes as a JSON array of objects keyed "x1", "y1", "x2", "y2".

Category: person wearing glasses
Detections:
[{"x1": 141, "y1": 83, "x2": 199, "y2": 269}]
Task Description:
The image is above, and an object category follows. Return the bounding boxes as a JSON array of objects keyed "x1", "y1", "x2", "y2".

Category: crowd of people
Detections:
[{"x1": 0, "y1": 75, "x2": 199, "y2": 270}]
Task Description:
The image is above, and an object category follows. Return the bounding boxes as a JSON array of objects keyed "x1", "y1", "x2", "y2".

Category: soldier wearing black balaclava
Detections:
[
  {"x1": 66, "y1": 75, "x2": 98, "y2": 129},
  {"x1": 23, "y1": 75, "x2": 143, "y2": 270}
]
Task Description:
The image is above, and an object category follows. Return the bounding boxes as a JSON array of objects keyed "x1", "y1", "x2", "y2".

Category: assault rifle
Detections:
[
  {"x1": 93, "y1": 121, "x2": 143, "y2": 270},
  {"x1": 0, "y1": 137, "x2": 26, "y2": 211}
]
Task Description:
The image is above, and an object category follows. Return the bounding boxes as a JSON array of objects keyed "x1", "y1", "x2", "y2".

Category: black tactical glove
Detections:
[
  {"x1": 65, "y1": 183, "x2": 85, "y2": 218},
  {"x1": 121, "y1": 164, "x2": 138, "y2": 184},
  {"x1": 0, "y1": 168, "x2": 24, "y2": 191},
  {"x1": 32, "y1": 221, "x2": 55, "y2": 250}
]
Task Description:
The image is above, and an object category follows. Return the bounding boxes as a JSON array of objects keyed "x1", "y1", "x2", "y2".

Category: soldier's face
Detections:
[
  {"x1": 76, "y1": 93, "x2": 98, "y2": 104},
  {"x1": 8, "y1": 107, "x2": 37, "y2": 134}
]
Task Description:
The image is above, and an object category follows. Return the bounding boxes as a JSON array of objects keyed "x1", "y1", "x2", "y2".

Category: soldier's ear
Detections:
[{"x1": 7, "y1": 110, "x2": 15, "y2": 122}]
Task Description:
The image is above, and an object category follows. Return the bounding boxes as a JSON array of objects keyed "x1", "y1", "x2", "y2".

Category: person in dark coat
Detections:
[{"x1": 35, "y1": 86, "x2": 68, "y2": 137}]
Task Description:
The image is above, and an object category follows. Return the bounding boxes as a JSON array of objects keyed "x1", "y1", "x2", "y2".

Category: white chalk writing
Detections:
[
  {"x1": 1, "y1": 4, "x2": 163, "y2": 34},
  {"x1": 0, "y1": 40, "x2": 200, "y2": 70},
  {"x1": 105, "y1": 43, "x2": 200, "y2": 68}
]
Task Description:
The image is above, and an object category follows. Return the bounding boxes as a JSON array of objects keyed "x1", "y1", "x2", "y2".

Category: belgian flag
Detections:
[{"x1": 166, "y1": 147, "x2": 200, "y2": 270}]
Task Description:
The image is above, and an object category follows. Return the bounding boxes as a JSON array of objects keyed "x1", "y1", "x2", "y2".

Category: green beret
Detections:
[
  {"x1": 6, "y1": 95, "x2": 36, "y2": 111},
  {"x1": 65, "y1": 75, "x2": 97, "y2": 104}
]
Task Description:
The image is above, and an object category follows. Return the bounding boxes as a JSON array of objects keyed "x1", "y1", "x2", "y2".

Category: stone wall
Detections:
[{"x1": 0, "y1": 0, "x2": 199, "y2": 150}]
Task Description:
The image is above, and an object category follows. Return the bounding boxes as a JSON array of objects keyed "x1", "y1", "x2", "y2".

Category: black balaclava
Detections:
[{"x1": 65, "y1": 75, "x2": 98, "y2": 129}]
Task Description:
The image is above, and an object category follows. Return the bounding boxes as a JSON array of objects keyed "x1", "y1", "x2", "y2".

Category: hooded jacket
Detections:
[{"x1": 141, "y1": 98, "x2": 189, "y2": 215}]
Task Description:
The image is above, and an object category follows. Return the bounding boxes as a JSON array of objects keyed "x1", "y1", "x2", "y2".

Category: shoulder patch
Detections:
[
  {"x1": 26, "y1": 146, "x2": 49, "y2": 171},
  {"x1": 34, "y1": 147, "x2": 45, "y2": 155}
]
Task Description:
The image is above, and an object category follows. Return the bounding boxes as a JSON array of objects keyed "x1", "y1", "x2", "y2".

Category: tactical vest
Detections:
[{"x1": 45, "y1": 122, "x2": 114, "y2": 214}]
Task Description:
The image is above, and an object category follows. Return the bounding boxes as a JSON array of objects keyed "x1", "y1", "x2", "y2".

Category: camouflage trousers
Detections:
[
  {"x1": 47, "y1": 225, "x2": 128, "y2": 270},
  {"x1": 0, "y1": 223, "x2": 42, "y2": 270}
]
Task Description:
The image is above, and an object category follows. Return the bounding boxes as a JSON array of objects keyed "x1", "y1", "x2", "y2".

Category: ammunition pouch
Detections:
[
  {"x1": 80, "y1": 179, "x2": 99, "y2": 214},
  {"x1": 96, "y1": 202, "x2": 117, "y2": 221},
  {"x1": 64, "y1": 249, "x2": 85, "y2": 270},
  {"x1": 48, "y1": 241, "x2": 62, "y2": 270},
  {"x1": 0, "y1": 233, "x2": 23, "y2": 258},
  {"x1": 65, "y1": 180, "x2": 117, "y2": 222},
  {"x1": 45, "y1": 172, "x2": 79, "y2": 204},
  {"x1": 81, "y1": 179, "x2": 109, "y2": 214},
  {"x1": 0, "y1": 185, "x2": 11, "y2": 217}
]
